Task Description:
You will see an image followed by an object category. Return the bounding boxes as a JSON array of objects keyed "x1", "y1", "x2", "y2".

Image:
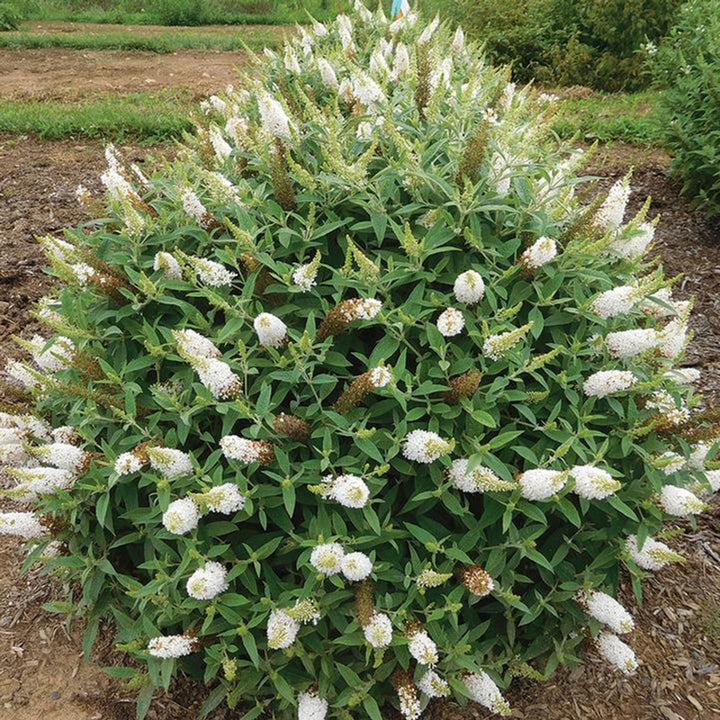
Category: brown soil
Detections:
[
  {"x1": 1, "y1": 139, "x2": 720, "y2": 719},
  {"x1": 0, "y1": 47, "x2": 250, "y2": 100}
]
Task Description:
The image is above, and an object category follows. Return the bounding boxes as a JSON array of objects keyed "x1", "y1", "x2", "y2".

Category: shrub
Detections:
[
  {"x1": 649, "y1": 0, "x2": 720, "y2": 217},
  {"x1": 152, "y1": 0, "x2": 209, "y2": 26},
  {"x1": 1, "y1": 4, "x2": 717, "y2": 719},
  {"x1": 0, "y1": 2, "x2": 21, "y2": 30},
  {"x1": 426, "y1": 0, "x2": 682, "y2": 90}
]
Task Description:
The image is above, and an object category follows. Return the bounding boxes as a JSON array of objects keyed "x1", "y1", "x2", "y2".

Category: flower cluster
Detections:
[{"x1": 186, "y1": 561, "x2": 228, "y2": 600}]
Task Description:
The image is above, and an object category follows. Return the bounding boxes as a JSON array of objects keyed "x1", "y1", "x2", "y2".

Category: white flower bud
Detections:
[
  {"x1": 297, "y1": 691, "x2": 328, "y2": 720},
  {"x1": 204, "y1": 483, "x2": 245, "y2": 514},
  {"x1": 325, "y1": 474, "x2": 370, "y2": 508},
  {"x1": 436, "y1": 307, "x2": 465, "y2": 337},
  {"x1": 341, "y1": 551, "x2": 373, "y2": 581},
  {"x1": 147, "y1": 447, "x2": 193, "y2": 479},
  {"x1": 582, "y1": 590, "x2": 634, "y2": 634},
  {"x1": 0, "y1": 512, "x2": 47, "y2": 539},
  {"x1": 518, "y1": 469, "x2": 567, "y2": 501},
  {"x1": 595, "y1": 178, "x2": 631, "y2": 231},
  {"x1": 148, "y1": 634, "x2": 197, "y2": 659},
  {"x1": 521, "y1": 236, "x2": 557, "y2": 269},
  {"x1": 660, "y1": 485, "x2": 705, "y2": 517},
  {"x1": 626, "y1": 534, "x2": 684, "y2": 570},
  {"x1": 417, "y1": 669, "x2": 450, "y2": 697},
  {"x1": 162, "y1": 497, "x2": 199, "y2": 535},
  {"x1": 115, "y1": 451, "x2": 144, "y2": 475},
  {"x1": 604, "y1": 328, "x2": 658, "y2": 358},
  {"x1": 258, "y1": 93, "x2": 293, "y2": 140},
  {"x1": 583, "y1": 370, "x2": 636, "y2": 398},
  {"x1": 154, "y1": 251, "x2": 183, "y2": 280},
  {"x1": 363, "y1": 612, "x2": 393, "y2": 648},
  {"x1": 597, "y1": 632, "x2": 638, "y2": 674},
  {"x1": 402, "y1": 430, "x2": 452, "y2": 464},
  {"x1": 267, "y1": 609, "x2": 300, "y2": 649},
  {"x1": 570, "y1": 465, "x2": 621, "y2": 500},
  {"x1": 192, "y1": 258, "x2": 236, "y2": 287},
  {"x1": 408, "y1": 630, "x2": 438, "y2": 666},
  {"x1": 186, "y1": 561, "x2": 228, "y2": 600},
  {"x1": 310, "y1": 543, "x2": 345, "y2": 575},
  {"x1": 318, "y1": 58, "x2": 338, "y2": 89},
  {"x1": 254, "y1": 312, "x2": 288, "y2": 349},
  {"x1": 463, "y1": 672, "x2": 511, "y2": 716},
  {"x1": 453, "y1": 270, "x2": 485, "y2": 305},
  {"x1": 591, "y1": 286, "x2": 638, "y2": 318}
]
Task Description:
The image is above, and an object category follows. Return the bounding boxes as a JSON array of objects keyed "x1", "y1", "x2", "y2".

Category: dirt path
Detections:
[
  {"x1": 1, "y1": 139, "x2": 720, "y2": 719},
  {"x1": 0, "y1": 47, "x2": 249, "y2": 100}
]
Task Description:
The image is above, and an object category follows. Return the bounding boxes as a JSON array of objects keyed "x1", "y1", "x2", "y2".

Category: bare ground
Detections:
[
  {"x1": 1, "y1": 138, "x2": 720, "y2": 719},
  {"x1": 0, "y1": 48, "x2": 250, "y2": 100}
]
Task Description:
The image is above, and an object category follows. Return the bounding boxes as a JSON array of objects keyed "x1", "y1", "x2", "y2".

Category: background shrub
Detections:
[
  {"x1": 425, "y1": 0, "x2": 682, "y2": 90},
  {"x1": 12, "y1": 0, "x2": 346, "y2": 25},
  {"x1": 1, "y1": 5, "x2": 715, "y2": 719},
  {"x1": 649, "y1": 0, "x2": 720, "y2": 217},
  {"x1": 153, "y1": 0, "x2": 209, "y2": 26},
  {"x1": 0, "y1": 1, "x2": 22, "y2": 30}
]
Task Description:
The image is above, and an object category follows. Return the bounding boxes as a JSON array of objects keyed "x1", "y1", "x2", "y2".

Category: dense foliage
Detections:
[
  {"x1": 0, "y1": 1, "x2": 22, "y2": 30},
  {"x1": 1, "y1": 4, "x2": 717, "y2": 719},
  {"x1": 425, "y1": 0, "x2": 682, "y2": 90},
  {"x1": 650, "y1": 0, "x2": 720, "y2": 217},
  {"x1": 13, "y1": 0, "x2": 345, "y2": 25}
]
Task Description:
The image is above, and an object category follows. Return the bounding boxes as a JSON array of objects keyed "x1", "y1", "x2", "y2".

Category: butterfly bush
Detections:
[{"x1": 2, "y1": 4, "x2": 719, "y2": 718}]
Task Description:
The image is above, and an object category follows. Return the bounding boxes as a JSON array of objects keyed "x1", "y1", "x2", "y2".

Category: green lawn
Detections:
[
  {"x1": 11, "y1": 0, "x2": 348, "y2": 26},
  {"x1": 0, "y1": 24, "x2": 283, "y2": 51},
  {"x1": 551, "y1": 90, "x2": 663, "y2": 145},
  {"x1": 0, "y1": 92, "x2": 195, "y2": 141}
]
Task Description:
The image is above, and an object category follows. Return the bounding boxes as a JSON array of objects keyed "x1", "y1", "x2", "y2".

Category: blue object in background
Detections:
[{"x1": 391, "y1": 0, "x2": 410, "y2": 19}]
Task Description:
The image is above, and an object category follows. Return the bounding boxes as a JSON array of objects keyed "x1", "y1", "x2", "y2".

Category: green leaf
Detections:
[
  {"x1": 607, "y1": 494, "x2": 638, "y2": 521},
  {"x1": 363, "y1": 696, "x2": 383, "y2": 720},
  {"x1": 136, "y1": 682, "x2": 155, "y2": 720}
]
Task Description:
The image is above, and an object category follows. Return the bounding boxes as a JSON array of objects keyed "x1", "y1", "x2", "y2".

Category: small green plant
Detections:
[
  {"x1": 1, "y1": 5, "x2": 717, "y2": 720},
  {"x1": 649, "y1": 0, "x2": 720, "y2": 217},
  {"x1": 0, "y1": 2, "x2": 21, "y2": 30},
  {"x1": 153, "y1": 0, "x2": 209, "y2": 26}
]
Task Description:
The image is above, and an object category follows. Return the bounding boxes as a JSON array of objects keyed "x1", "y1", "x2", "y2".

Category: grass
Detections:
[
  {"x1": 550, "y1": 90, "x2": 664, "y2": 145},
  {"x1": 10, "y1": 0, "x2": 348, "y2": 26},
  {"x1": 0, "y1": 25, "x2": 283, "y2": 52},
  {"x1": 0, "y1": 92, "x2": 195, "y2": 141},
  {"x1": 0, "y1": 84, "x2": 666, "y2": 146}
]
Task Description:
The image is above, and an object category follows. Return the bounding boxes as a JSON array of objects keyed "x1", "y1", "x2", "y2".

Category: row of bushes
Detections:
[
  {"x1": 6, "y1": 0, "x2": 345, "y2": 26},
  {"x1": 424, "y1": 0, "x2": 682, "y2": 91},
  {"x1": 649, "y1": 0, "x2": 720, "y2": 217}
]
